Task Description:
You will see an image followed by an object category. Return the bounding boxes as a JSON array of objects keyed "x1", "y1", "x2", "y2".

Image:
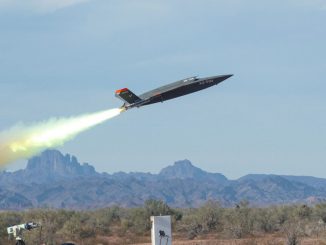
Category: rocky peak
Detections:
[
  {"x1": 159, "y1": 160, "x2": 198, "y2": 178},
  {"x1": 159, "y1": 159, "x2": 227, "y2": 184},
  {"x1": 25, "y1": 149, "x2": 96, "y2": 180}
]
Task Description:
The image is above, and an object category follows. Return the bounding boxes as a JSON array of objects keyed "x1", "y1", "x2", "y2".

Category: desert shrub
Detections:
[
  {"x1": 59, "y1": 212, "x2": 96, "y2": 242},
  {"x1": 0, "y1": 211, "x2": 22, "y2": 228},
  {"x1": 271, "y1": 205, "x2": 295, "y2": 229},
  {"x1": 178, "y1": 210, "x2": 202, "y2": 239},
  {"x1": 314, "y1": 203, "x2": 326, "y2": 223},
  {"x1": 295, "y1": 205, "x2": 312, "y2": 220},
  {"x1": 253, "y1": 207, "x2": 277, "y2": 233},
  {"x1": 177, "y1": 201, "x2": 222, "y2": 239},
  {"x1": 224, "y1": 201, "x2": 255, "y2": 238},
  {"x1": 197, "y1": 201, "x2": 223, "y2": 232},
  {"x1": 144, "y1": 199, "x2": 174, "y2": 217},
  {"x1": 126, "y1": 207, "x2": 149, "y2": 234},
  {"x1": 124, "y1": 199, "x2": 178, "y2": 235},
  {"x1": 2, "y1": 201, "x2": 326, "y2": 244},
  {"x1": 92, "y1": 206, "x2": 122, "y2": 234},
  {"x1": 284, "y1": 222, "x2": 302, "y2": 245}
]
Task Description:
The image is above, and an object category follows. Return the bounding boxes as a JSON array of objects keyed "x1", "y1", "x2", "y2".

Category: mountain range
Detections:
[{"x1": 0, "y1": 149, "x2": 326, "y2": 210}]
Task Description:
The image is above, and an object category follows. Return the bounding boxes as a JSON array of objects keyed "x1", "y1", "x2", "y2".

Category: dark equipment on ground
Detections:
[
  {"x1": 115, "y1": 74, "x2": 233, "y2": 110},
  {"x1": 159, "y1": 229, "x2": 169, "y2": 245}
]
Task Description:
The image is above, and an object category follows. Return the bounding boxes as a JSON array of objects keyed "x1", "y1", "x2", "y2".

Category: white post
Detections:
[{"x1": 151, "y1": 216, "x2": 172, "y2": 245}]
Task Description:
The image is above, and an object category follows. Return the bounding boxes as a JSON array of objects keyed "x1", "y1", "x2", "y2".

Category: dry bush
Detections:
[{"x1": 1, "y1": 201, "x2": 326, "y2": 244}]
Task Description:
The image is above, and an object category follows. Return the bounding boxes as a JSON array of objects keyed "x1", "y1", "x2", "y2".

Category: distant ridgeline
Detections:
[{"x1": 0, "y1": 150, "x2": 326, "y2": 210}]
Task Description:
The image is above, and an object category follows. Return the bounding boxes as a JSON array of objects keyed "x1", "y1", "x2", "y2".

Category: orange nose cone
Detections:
[{"x1": 115, "y1": 88, "x2": 129, "y2": 94}]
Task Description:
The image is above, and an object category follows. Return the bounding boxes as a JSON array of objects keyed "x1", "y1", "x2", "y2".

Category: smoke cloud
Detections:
[{"x1": 0, "y1": 108, "x2": 123, "y2": 167}]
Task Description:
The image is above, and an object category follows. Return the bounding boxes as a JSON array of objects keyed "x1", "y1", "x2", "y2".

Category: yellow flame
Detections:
[{"x1": 0, "y1": 108, "x2": 123, "y2": 167}]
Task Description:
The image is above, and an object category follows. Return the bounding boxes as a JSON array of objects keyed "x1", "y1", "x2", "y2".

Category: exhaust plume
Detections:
[{"x1": 0, "y1": 108, "x2": 123, "y2": 167}]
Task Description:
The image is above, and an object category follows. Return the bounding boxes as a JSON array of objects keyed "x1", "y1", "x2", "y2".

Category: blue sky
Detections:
[{"x1": 0, "y1": 0, "x2": 325, "y2": 179}]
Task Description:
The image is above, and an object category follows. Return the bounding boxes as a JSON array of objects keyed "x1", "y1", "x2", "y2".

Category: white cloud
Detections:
[{"x1": 0, "y1": 0, "x2": 91, "y2": 13}]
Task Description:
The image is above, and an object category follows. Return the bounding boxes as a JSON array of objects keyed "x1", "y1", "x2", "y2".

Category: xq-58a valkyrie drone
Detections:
[{"x1": 115, "y1": 74, "x2": 233, "y2": 110}]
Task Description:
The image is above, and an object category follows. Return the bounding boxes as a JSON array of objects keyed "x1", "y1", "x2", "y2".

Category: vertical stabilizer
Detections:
[{"x1": 115, "y1": 88, "x2": 141, "y2": 104}]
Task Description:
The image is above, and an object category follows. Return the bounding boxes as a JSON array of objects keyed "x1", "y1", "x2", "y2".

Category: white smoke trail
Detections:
[{"x1": 0, "y1": 108, "x2": 123, "y2": 167}]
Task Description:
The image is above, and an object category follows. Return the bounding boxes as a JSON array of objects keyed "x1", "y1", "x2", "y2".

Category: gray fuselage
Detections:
[{"x1": 132, "y1": 74, "x2": 232, "y2": 108}]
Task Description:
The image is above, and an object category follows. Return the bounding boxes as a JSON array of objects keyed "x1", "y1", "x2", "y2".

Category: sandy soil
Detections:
[
  {"x1": 135, "y1": 238, "x2": 326, "y2": 245},
  {"x1": 97, "y1": 235, "x2": 326, "y2": 245}
]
